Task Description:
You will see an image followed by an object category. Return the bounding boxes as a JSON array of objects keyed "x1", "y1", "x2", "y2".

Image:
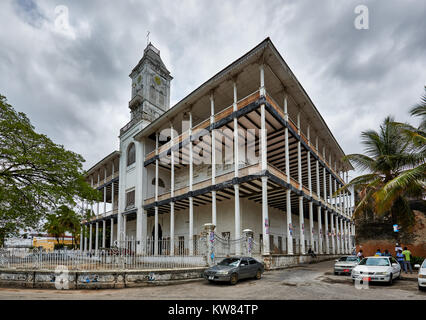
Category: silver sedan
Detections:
[
  {"x1": 204, "y1": 257, "x2": 264, "y2": 285},
  {"x1": 334, "y1": 256, "x2": 360, "y2": 275}
]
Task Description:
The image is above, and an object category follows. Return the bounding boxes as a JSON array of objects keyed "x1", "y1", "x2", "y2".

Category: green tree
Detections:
[
  {"x1": 44, "y1": 213, "x2": 66, "y2": 246},
  {"x1": 0, "y1": 95, "x2": 100, "y2": 245},
  {"x1": 341, "y1": 90, "x2": 425, "y2": 230}
]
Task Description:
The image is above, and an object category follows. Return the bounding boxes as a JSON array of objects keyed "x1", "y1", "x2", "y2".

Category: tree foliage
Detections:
[
  {"x1": 340, "y1": 89, "x2": 426, "y2": 230},
  {"x1": 44, "y1": 205, "x2": 81, "y2": 247},
  {"x1": 0, "y1": 95, "x2": 100, "y2": 244}
]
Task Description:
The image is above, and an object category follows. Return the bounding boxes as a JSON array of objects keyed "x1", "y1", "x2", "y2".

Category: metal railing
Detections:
[{"x1": 0, "y1": 237, "x2": 209, "y2": 271}]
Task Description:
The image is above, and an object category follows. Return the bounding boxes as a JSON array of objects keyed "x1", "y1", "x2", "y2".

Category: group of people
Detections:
[{"x1": 355, "y1": 243, "x2": 413, "y2": 274}]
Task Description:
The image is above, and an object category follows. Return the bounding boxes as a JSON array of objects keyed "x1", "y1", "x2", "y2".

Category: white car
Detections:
[
  {"x1": 351, "y1": 256, "x2": 401, "y2": 285},
  {"x1": 414, "y1": 260, "x2": 426, "y2": 291}
]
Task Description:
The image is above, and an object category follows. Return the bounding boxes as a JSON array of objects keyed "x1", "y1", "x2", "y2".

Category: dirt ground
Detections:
[{"x1": 0, "y1": 260, "x2": 424, "y2": 300}]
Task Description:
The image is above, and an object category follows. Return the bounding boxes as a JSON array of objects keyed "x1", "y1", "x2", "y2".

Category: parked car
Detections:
[
  {"x1": 414, "y1": 259, "x2": 426, "y2": 291},
  {"x1": 204, "y1": 257, "x2": 264, "y2": 285},
  {"x1": 334, "y1": 256, "x2": 360, "y2": 275},
  {"x1": 351, "y1": 256, "x2": 401, "y2": 285}
]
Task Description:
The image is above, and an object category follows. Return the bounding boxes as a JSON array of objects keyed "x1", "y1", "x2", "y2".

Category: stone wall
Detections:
[
  {"x1": 356, "y1": 210, "x2": 426, "y2": 257},
  {"x1": 265, "y1": 254, "x2": 339, "y2": 270},
  {"x1": 0, "y1": 267, "x2": 206, "y2": 290}
]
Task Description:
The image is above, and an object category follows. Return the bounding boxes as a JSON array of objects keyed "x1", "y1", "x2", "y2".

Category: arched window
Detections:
[
  {"x1": 127, "y1": 143, "x2": 135, "y2": 166},
  {"x1": 152, "y1": 178, "x2": 165, "y2": 188}
]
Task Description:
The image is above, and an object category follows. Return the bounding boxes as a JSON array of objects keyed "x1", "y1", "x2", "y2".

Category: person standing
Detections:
[
  {"x1": 357, "y1": 249, "x2": 364, "y2": 260},
  {"x1": 395, "y1": 243, "x2": 402, "y2": 253},
  {"x1": 396, "y1": 249, "x2": 404, "y2": 270},
  {"x1": 383, "y1": 249, "x2": 391, "y2": 257},
  {"x1": 374, "y1": 249, "x2": 382, "y2": 256},
  {"x1": 402, "y1": 247, "x2": 413, "y2": 274}
]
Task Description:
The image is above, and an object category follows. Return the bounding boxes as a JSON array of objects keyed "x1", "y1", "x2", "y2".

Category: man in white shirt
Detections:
[{"x1": 395, "y1": 243, "x2": 402, "y2": 252}]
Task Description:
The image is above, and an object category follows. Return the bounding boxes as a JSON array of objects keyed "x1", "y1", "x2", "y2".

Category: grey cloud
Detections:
[{"x1": 0, "y1": 0, "x2": 425, "y2": 177}]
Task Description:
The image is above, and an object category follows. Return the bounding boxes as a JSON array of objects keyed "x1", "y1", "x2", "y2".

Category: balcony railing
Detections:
[{"x1": 92, "y1": 171, "x2": 119, "y2": 189}]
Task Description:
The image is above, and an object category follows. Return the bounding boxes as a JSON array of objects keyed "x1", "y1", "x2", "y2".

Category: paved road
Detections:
[{"x1": 0, "y1": 260, "x2": 424, "y2": 300}]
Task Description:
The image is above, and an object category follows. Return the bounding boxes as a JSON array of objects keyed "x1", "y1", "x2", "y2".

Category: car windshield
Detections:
[
  {"x1": 422, "y1": 260, "x2": 426, "y2": 268},
  {"x1": 339, "y1": 256, "x2": 358, "y2": 262},
  {"x1": 359, "y1": 258, "x2": 390, "y2": 266},
  {"x1": 218, "y1": 258, "x2": 240, "y2": 267}
]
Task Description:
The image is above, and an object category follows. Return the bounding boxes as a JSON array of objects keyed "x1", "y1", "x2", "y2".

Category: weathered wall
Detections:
[
  {"x1": 266, "y1": 254, "x2": 339, "y2": 270},
  {"x1": 356, "y1": 210, "x2": 426, "y2": 257},
  {"x1": 0, "y1": 267, "x2": 206, "y2": 290}
]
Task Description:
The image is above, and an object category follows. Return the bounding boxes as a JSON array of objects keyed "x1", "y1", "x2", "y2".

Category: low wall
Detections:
[
  {"x1": 265, "y1": 254, "x2": 340, "y2": 270},
  {"x1": 0, "y1": 254, "x2": 341, "y2": 289},
  {"x1": 0, "y1": 267, "x2": 207, "y2": 290}
]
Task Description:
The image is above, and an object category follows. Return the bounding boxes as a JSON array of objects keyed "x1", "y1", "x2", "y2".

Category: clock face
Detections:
[{"x1": 154, "y1": 75, "x2": 161, "y2": 86}]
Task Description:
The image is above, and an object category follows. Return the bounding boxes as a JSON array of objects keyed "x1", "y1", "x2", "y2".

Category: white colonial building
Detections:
[{"x1": 81, "y1": 38, "x2": 355, "y2": 258}]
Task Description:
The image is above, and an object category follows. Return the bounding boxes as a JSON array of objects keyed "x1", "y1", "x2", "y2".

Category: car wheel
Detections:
[
  {"x1": 208, "y1": 280, "x2": 215, "y2": 284},
  {"x1": 230, "y1": 273, "x2": 238, "y2": 285},
  {"x1": 334, "y1": 271, "x2": 338, "y2": 275},
  {"x1": 387, "y1": 273, "x2": 393, "y2": 286},
  {"x1": 255, "y1": 269, "x2": 262, "y2": 280}
]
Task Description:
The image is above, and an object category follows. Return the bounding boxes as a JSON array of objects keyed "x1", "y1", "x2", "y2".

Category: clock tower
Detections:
[{"x1": 128, "y1": 43, "x2": 172, "y2": 124}]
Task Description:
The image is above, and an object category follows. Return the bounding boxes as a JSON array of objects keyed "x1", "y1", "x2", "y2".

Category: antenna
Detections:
[{"x1": 146, "y1": 31, "x2": 150, "y2": 46}]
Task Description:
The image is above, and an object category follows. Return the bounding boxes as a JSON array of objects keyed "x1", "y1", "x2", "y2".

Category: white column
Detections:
[
  {"x1": 89, "y1": 223, "x2": 92, "y2": 251},
  {"x1": 334, "y1": 178, "x2": 337, "y2": 213},
  {"x1": 90, "y1": 177, "x2": 94, "y2": 218},
  {"x1": 210, "y1": 93, "x2": 217, "y2": 227},
  {"x1": 170, "y1": 124, "x2": 175, "y2": 256},
  {"x1": 111, "y1": 162, "x2": 115, "y2": 211},
  {"x1": 307, "y1": 127, "x2": 314, "y2": 250},
  {"x1": 335, "y1": 215, "x2": 340, "y2": 254},
  {"x1": 317, "y1": 206, "x2": 322, "y2": 254},
  {"x1": 154, "y1": 132, "x2": 159, "y2": 256},
  {"x1": 259, "y1": 64, "x2": 265, "y2": 96},
  {"x1": 315, "y1": 139, "x2": 321, "y2": 254},
  {"x1": 123, "y1": 214, "x2": 127, "y2": 244},
  {"x1": 297, "y1": 113, "x2": 305, "y2": 254},
  {"x1": 84, "y1": 225, "x2": 88, "y2": 251},
  {"x1": 97, "y1": 172, "x2": 100, "y2": 216},
  {"x1": 329, "y1": 167, "x2": 333, "y2": 211},
  {"x1": 345, "y1": 220, "x2": 349, "y2": 253},
  {"x1": 324, "y1": 210, "x2": 329, "y2": 254},
  {"x1": 234, "y1": 184, "x2": 241, "y2": 255},
  {"x1": 330, "y1": 212, "x2": 335, "y2": 254},
  {"x1": 260, "y1": 101, "x2": 269, "y2": 255},
  {"x1": 188, "y1": 111, "x2": 194, "y2": 256},
  {"x1": 95, "y1": 222, "x2": 99, "y2": 252},
  {"x1": 261, "y1": 177, "x2": 270, "y2": 255},
  {"x1": 110, "y1": 218, "x2": 114, "y2": 247},
  {"x1": 340, "y1": 217, "x2": 344, "y2": 254},
  {"x1": 80, "y1": 226, "x2": 83, "y2": 251},
  {"x1": 103, "y1": 167, "x2": 107, "y2": 216},
  {"x1": 284, "y1": 95, "x2": 293, "y2": 255},
  {"x1": 102, "y1": 220, "x2": 106, "y2": 248},
  {"x1": 233, "y1": 81, "x2": 241, "y2": 255}
]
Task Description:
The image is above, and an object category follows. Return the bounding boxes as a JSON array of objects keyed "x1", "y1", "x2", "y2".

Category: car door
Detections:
[
  {"x1": 239, "y1": 259, "x2": 251, "y2": 279},
  {"x1": 390, "y1": 257, "x2": 400, "y2": 276},
  {"x1": 248, "y1": 258, "x2": 258, "y2": 276}
]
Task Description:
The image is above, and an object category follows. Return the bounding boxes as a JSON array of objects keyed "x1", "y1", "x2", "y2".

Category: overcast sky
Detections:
[{"x1": 1, "y1": 0, "x2": 425, "y2": 180}]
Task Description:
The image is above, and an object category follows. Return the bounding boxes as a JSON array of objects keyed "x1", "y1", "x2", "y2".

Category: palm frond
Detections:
[
  {"x1": 343, "y1": 154, "x2": 376, "y2": 172},
  {"x1": 382, "y1": 163, "x2": 426, "y2": 192}
]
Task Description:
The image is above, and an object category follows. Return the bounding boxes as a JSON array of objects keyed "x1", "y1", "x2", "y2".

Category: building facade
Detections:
[{"x1": 81, "y1": 38, "x2": 355, "y2": 257}]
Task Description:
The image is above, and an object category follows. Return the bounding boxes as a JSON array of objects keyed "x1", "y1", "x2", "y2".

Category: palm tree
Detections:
[
  {"x1": 56, "y1": 205, "x2": 81, "y2": 249},
  {"x1": 44, "y1": 213, "x2": 66, "y2": 246},
  {"x1": 341, "y1": 111, "x2": 425, "y2": 229}
]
